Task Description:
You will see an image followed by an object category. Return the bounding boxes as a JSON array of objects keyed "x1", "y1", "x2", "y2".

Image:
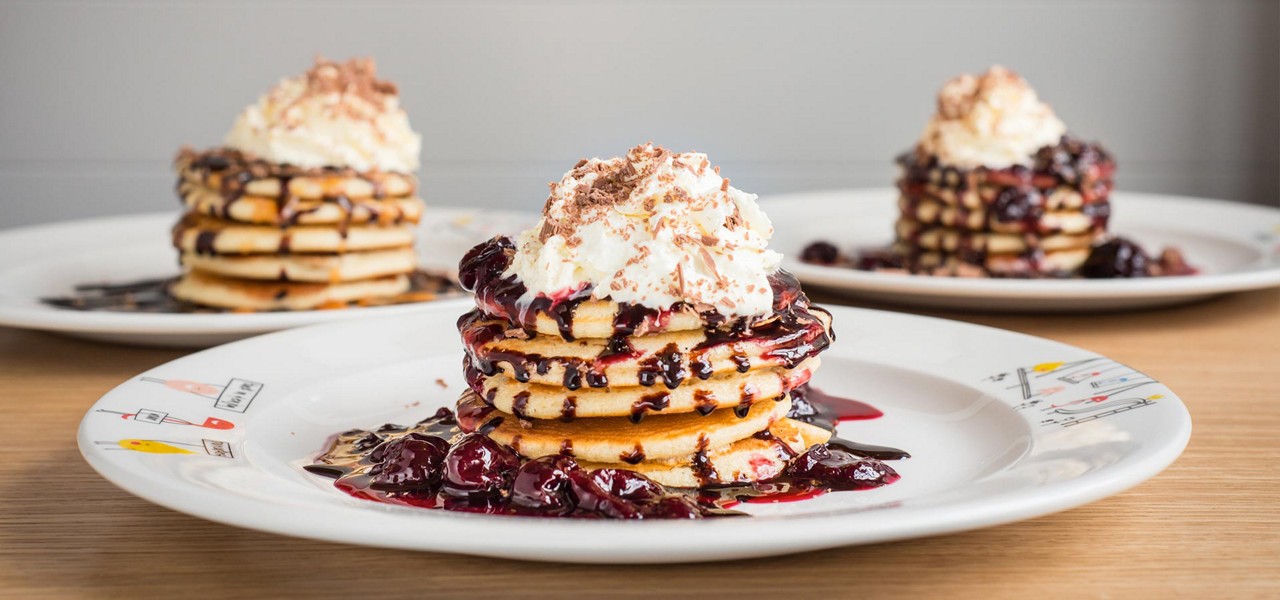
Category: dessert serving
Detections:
[
  {"x1": 307, "y1": 144, "x2": 908, "y2": 518},
  {"x1": 169, "y1": 57, "x2": 437, "y2": 310},
  {"x1": 43, "y1": 57, "x2": 457, "y2": 313},
  {"x1": 801, "y1": 66, "x2": 1194, "y2": 278}
]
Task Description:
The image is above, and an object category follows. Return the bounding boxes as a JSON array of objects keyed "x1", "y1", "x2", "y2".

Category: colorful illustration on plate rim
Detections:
[
  {"x1": 985, "y1": 358, "x2": 1165, "y2": 428},
  {"x1": 140, "y1": 376, "x2": 263, "y2": 413},
  {"x1": 87, "y1": 375, "x2": 256, "y2": 461}
]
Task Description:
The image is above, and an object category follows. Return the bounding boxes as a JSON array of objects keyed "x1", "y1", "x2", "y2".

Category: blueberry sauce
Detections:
[{"x1": 305, "y1": 386, "x2": 906, "y2": 519}]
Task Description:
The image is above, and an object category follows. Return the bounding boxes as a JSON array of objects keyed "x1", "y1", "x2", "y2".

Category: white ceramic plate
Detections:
[
  {"x1": 760, "y1": 189, "x2": 1280, "y2": 311},
  {"x1": 78, "y1": 302, "x2": 1190, "y2": 563},
  {"x1": 0, "y1": 208, "x2": 533, "y2": 347}
]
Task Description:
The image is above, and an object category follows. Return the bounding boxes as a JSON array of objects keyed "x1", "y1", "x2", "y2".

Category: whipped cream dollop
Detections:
[
  {"x1": 224, "y1": 57, "x2": 421, "y2": 173},
  {"x1": 918, "y1": 66, "x2": 1066, "y2": 169},
  {"x1": 506, "y1": 144, "x2": 782, "y2": 318}
]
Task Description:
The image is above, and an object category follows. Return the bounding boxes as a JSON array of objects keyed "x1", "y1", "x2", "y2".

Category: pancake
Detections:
[
  {"x1": 176, "y1": 150, "x2": 416, "y2": 201},
  {"x1": 479, "y1": 357, "x2": 819, "y2": 421},
  {"x1": 463, "y1": 389, "x2": 791, "y2": 463},
  {"x1": 170, "y1": 269, "x2": 409, "y2": 311},
  {"x1": 896, "y1": 218, "x2": 1101, "y2": 254},
  {"x1": 460, "y1": 308, "x2": 832, "y2": 389},
  {"x1": 899, "y1": 244, "x2": 1092, "y2": 277},
  {"x1": 180, "y1": 247, "x2": 417, "y2": 283},
  {"x1": 477, "y1": 296, "x2": 708, "y2": 340},
  {"x1": 904, "y1": 182, "x2": 1108, "y2": 211},
  {"x1": 577, "y1": 418, "x2": 832, "y2": 488},
  {"x1": 181, "y1": 182, "x2": 425, "y2": 226},
  {"x1": 476, "y1": 280, "x2": 816, "y2": 340},
  {"x1": 173, "y1": 213, "x2": 415, "y2": 255},
  {"x1": 900, "y1": 195, "x2": 1104, "y2": 235}
]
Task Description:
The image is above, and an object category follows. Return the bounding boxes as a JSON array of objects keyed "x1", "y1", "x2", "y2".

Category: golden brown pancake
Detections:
[
  {"x1": 461, "y1": 309, "x2": 832, "y2": 388},
  {"x1": 172, "y1": 212, "x2": 415, "y2": 255},
  {"x1": 181, "y1": 182, "x2": 424, "y2": 226},
  {"x1": 897, "y1": 218, "x2": 1101, "y2": 254},
  {"x1": 900, "y1": 195, "x2": 1102, "y2": 235},
  {"x1": 462, "y1": 389, "x2": 791, "y2": 464},
  {"x1": 479, "y1": 357, "x2": 818, "y2": 420},
  {"x1": 176, "y1": 152, "x2": 416, "y2": 201},
  {"x1": 169, "y1": 269, "x2": 409, "y2": 311},
  {"x1": 180, "y1": 247, "x2": 417, "y2": 283},
  {"x1": 894, "y1": 243, "x2": 1092, "y2": 276},
  {"x1": 577, "y1": 418, "x2": 831, "y2": 488}
]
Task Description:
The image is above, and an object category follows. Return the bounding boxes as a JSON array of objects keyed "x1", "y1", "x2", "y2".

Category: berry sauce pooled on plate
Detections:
[{"x1": 305, "y1": 385, "x2": 907, "y2": 519}]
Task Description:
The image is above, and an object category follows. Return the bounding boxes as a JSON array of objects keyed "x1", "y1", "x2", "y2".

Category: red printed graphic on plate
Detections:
[
  {"x1": 97, "y1": 408, "x2": 235, "y2": 430},
  {"x1": 140, "y1": 376, "x2": 263, "y2": 413},
  {"x1": 984, "y1": 358, "x2": 1165, "y2": 427}
]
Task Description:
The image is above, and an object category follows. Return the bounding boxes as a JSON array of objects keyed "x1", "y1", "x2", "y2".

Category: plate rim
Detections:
[{"x1": 76, "y1": 302, "x2": 1192, "y2": 563}]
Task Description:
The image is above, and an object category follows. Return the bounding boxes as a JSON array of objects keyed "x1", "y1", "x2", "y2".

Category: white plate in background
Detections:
[
  {"x1": 0, "y1": 208, "x2": 533, "y2": 347},
  {"x1": 78, "y1": 303, "x2": 1190, "y2": 563},
  {"x1": 761, "y1": 189, "x2": 1280, "y2": 311}
]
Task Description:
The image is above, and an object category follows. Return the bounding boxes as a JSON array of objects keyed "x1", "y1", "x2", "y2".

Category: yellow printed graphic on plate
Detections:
[{"x1": 118, "y1": 439, "x2": 196, "y2": 454}]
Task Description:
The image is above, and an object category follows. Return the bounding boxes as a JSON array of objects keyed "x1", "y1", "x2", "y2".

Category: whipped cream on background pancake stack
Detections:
[
  {"x1": 889, "y1": 66, "x2": 1117, "y2": 277},
  {"x1": 168, "y1": 58, "x2": 431, "y2": 310},
  {"x1": 456, "y1": 144, "x2": 840, "y2": 488}
]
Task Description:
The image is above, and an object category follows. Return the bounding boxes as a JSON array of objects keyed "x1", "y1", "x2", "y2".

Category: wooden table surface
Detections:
[{"x1": 1, "y1": 290, "x2": 1277, "y2": 599}]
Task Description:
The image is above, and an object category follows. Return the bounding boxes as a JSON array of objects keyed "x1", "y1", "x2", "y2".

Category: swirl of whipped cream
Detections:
[
  {"x1": 918, "y1": 66, "x2": 1066, "y2": 169},
  {"x1": 224, "y1": 57, "x2": 421, "y2": 173},
  {"x1": 506, "y1": 144, "x2": 782, "y2": 318}
]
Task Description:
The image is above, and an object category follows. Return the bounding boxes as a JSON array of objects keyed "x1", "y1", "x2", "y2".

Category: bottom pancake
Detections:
[
  {"x1": 180, "y1": 247, "x2": 418, "y2": 283},
  {"x1": 170, "y1": 269, "x2": 409, "y2": 311},
  {"x1": 461, "y1": 389, "x2": 791, "y2": 464},
  {"x1": 577, "y1": 418, "x2": 831, "y2": 488},
  {"x1": 900, "y1": 243, "x2": 1091, "y2": 277}
]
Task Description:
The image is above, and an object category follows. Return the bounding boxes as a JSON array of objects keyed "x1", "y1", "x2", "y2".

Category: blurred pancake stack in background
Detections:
[{"x1": 169, "y1": 57, "x2": 426, "y2": 310}]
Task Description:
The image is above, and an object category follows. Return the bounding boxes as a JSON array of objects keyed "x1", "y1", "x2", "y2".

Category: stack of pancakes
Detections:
[
  {"x1": 457, "y1": 240, "x2": 836, "y2": 488},
  {"x1": 169, "y1": 148, "x2": 425, "y2": 310},
  {"x1": 893, "y1": 136, "x2": 1115, "y2": 277}
]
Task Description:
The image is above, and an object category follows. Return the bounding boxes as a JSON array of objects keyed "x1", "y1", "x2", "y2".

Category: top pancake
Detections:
[
  {"x1": 483, "y1": 297, "x2": 710, "y2": 340},
  {"x1": 461, "y1": 307, "x2": 833, "y2": 389},
  {"x1": 894, "y1": 139, "x2": 1116, "y2": 209},
  {"x1": 175, "y1": 147, "x2": 416, "y2": 201},
  {"x1": 460, "y1": 237, "x2": 815, "y2": 340}
]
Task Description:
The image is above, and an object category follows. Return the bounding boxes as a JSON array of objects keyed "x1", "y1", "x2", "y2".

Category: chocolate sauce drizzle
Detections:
[
  {"x1": 458, "y1": 237, "x2": 833, "y2": 423},
  {"x1": 629, "y1": 392, "x2": 671, "y2": 424},
  {"x1": 176, "y1": 147, "x2": 413, "y2": 256},
  {"x1": 41, "y1": 270, "x2": 461, "y2": 314}
]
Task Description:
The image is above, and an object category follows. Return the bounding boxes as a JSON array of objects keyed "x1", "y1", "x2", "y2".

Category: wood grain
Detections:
[{"x1": 1, "y1": 290, "x2": 1277, "y2": 599}]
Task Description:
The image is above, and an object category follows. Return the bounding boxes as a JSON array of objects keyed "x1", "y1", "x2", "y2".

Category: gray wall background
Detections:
[{"x1": 2, "y1": 0, "x2": 1277, "y2": 228}]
